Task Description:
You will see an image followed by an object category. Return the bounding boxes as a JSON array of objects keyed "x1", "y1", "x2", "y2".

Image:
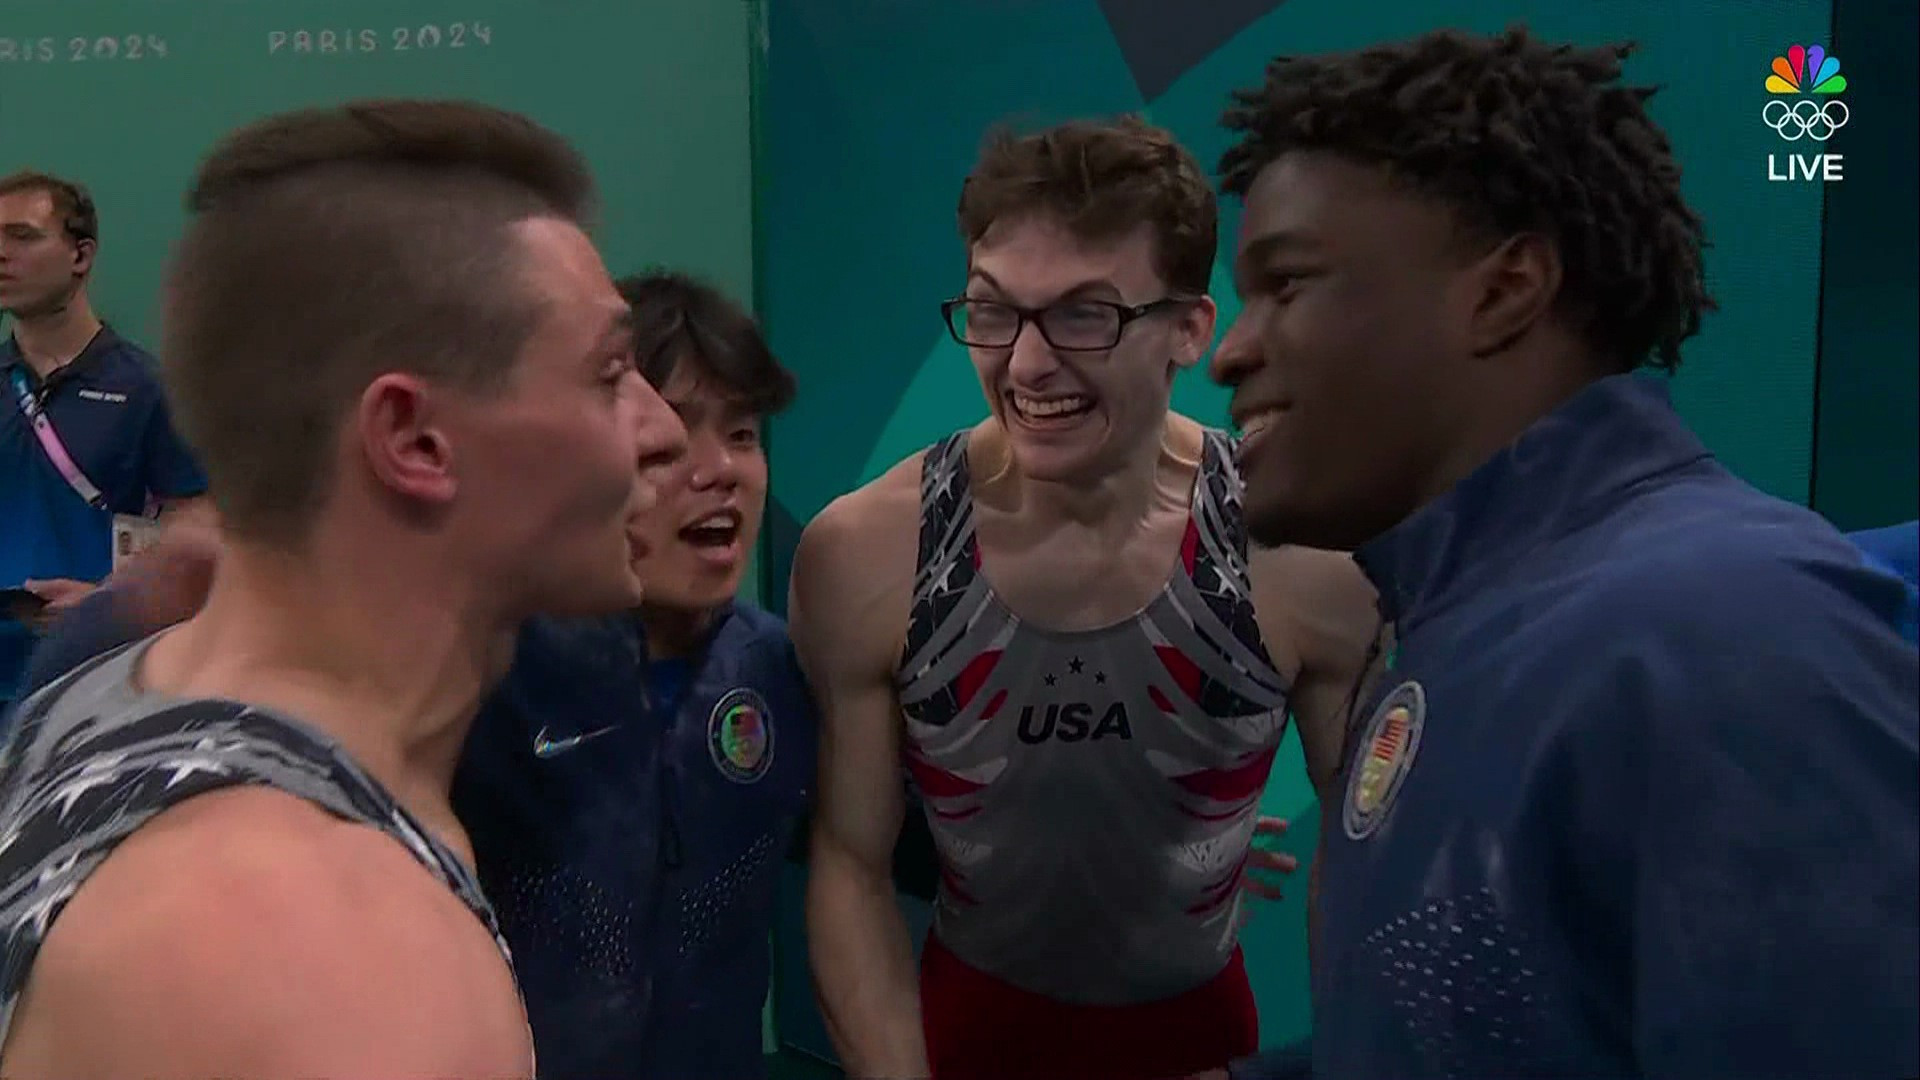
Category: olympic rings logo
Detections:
[{"x1": 1763, "y1": 98, "x2": 1850, "y2": 141}]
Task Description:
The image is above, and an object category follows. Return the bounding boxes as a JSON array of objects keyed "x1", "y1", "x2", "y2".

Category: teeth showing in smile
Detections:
[
  {"x1": 681, "y1": 511, "x2": 741, "y2": 548},
  {"x1": 1014, "y1": 393, "x2": 1092, "y2": 419}
]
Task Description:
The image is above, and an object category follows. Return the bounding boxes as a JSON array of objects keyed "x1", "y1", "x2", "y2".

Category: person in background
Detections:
[
  {"x1": 1206, "y1": 26, "x2": 1919, "y2": 1080},
  {"x1": 0, "y1": 171, "x2": 208, "y2": 718},
  {"x1": 16, "y1": 270, "x2": 817, "y2": 1080}
]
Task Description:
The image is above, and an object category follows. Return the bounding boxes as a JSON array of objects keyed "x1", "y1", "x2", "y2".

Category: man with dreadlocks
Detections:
[{"x1": 1200, "y1": 25, "x2": 1918, "y2": 1080}]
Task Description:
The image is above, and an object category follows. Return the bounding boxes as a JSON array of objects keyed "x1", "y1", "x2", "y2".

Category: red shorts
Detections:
[{"x1": 918, "y1": 933, "x2": 1260, "y2": 1080}]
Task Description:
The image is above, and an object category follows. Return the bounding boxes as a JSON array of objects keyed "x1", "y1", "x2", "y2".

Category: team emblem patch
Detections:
[
  {"x1": 708, "y1": 687, "x2": 774, "y2": 784},
  {"x1": 1341, "y1": 680, "x2": 1425, "y2": 841}
]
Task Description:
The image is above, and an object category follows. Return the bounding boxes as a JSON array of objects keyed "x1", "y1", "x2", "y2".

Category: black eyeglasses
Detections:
[{"x1": 941, "y1": 296, "x2": 1188, "y2": 352}]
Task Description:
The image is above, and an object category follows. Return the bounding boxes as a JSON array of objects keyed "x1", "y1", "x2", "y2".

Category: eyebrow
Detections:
[
  {"x1": 594, "y1": 307, "x2": 638, "y2": 353},
  {"x1": 669, "y1": 393, "x2": 761, "y2": 422},
  {"x1": 965, "y1": 269, "x2": 1124, "y2": 303},
  {"x1": 1236, "y1": 230, "x2": 1324, "y2": 267}
]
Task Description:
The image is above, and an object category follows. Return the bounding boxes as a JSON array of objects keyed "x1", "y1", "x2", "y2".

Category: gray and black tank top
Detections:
[
  {"x1": 896, "y1": 428, "x2": 1292, "y2": 1004},
  {"x1": 0, "y1": 640, "x2": 515, "y2": 1047}
]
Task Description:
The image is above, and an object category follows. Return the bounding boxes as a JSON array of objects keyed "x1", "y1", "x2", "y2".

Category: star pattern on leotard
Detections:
[
  {"x1": 901, "y1": 434, "x2": 988, "y2": 728},
  {"x1": 0, "y1": 693, "x2": 519, "y2": 1047},
  {"x1": 1176, "y1": 434, "x2": 1284, "y2": 716}
]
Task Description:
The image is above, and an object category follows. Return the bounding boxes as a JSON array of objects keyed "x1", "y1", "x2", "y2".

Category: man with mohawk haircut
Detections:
[{"x1": 0, "y1": 100, "x2": 686, "y2": 1076}]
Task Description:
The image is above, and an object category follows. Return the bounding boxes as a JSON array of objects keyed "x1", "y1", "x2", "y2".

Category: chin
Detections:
[
  {"x1": 529, "y1": 579, "x2": 643, "y2": 620},
  {"x1": 642, "y1": 563, "x2": 741, "y2": 614},
  {"x1": 646, "y1": 585, "x2": 733, "y2": 615},
  {"x1": 1246, "y1": 496, "x2": 1399, "y2": 552},
  {"x1": 595, "y1": 569, "x2": 651, "y2": 612}
]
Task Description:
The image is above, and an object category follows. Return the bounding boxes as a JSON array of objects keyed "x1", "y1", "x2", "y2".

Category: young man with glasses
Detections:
[{"x1": 792, "y1": 116, "x2": 1380, "y2": 1080}]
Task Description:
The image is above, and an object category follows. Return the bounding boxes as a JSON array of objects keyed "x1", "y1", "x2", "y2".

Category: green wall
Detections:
[
  {"x1": 758, "y1": 0, "x2": 1836, "y2": 1057},
  {"x1": 2, "y1": 0, "x2": 760, "y2": 605},
  {"x1": 0, "y1": 0, "x2": 754, "y2": 362}
]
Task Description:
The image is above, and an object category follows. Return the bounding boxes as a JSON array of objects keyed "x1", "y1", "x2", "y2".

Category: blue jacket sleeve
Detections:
[
  {"x1": 1607, "y1": 548, "x2": 1919, "y2": 1079},
  {"x1": 19, "y1": 587, "x2": 146, "y2": 698}
]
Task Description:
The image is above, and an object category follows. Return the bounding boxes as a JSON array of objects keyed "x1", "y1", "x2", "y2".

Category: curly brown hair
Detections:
[{"x1": 957, "y1": 115, "x2": 1217, "y2": 295}]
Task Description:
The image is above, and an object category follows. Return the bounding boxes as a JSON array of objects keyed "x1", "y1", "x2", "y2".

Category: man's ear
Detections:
[
  {"x1": 357, "y1": 373, "x2": 458, "y2": 506},
  {"x1": 1172, "y1": 295, "x2": 1219, "y2": 370},
  {"x1": 1466, "y1": 232, "x2": 1561, "y2": 358}
]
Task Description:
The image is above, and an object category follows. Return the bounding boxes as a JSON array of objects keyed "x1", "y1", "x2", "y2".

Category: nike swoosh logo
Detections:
[{"x1": 531, "y1": 724, "x2": 620, "y2": 759}]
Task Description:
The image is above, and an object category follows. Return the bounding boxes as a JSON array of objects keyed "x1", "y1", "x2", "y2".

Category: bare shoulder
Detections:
[
  {"x1": 6, "y1": 787, "x2": 530, "y2": 1076},
  {"x1": 1165, "y1": 410, "x2": 1209, "y2": 454},
  {"x1": 789, "y1": 451, "x2": 926, "y2": 669}
]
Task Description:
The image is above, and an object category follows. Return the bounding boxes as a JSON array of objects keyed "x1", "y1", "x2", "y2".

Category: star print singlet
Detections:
[
  {"x1": 896, "y1": 429, "x2": 1291, "y2": 1005},
  {"x1": 0, "y1": 639, "x2": 524, "y2": 1058}
]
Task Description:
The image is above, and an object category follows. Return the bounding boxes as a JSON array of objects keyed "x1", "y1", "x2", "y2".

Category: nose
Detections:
[
  {"x1": 684, "y1": 428, "x2": 738, "y2": 491},
  {"x1": 1004, "y1": 318, "x2": 1060, "y2": 386},
  {"x1": 1208, "y1": 309, "x2": 1262, "y2": 389},
  {"x1": 634, "y1": 382, "x2": 689, "y2": 475}
]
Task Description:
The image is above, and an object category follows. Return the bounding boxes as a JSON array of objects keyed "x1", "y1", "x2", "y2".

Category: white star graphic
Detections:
[
  {"x1": 47, "y1": 752, "x2": 128, "y2": 819},
  {"x1": 162, "y1": 754, "x2": 229, "y2": 789}
]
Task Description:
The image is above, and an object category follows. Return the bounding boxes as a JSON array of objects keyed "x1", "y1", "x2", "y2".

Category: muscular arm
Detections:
[
  {"x1": 0, "y1": 788, "x2": 532, "y2": 1077},
  {"x1": 791, "y1": 469, "x2": 929, "y2": 1079}
]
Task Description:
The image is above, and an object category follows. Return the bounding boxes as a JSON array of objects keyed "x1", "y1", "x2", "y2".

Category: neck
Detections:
[
  {"x1": 9, "y1": 294, "x2": 100, "y2": 377},
  {"x1": 986, "y1": 412, "x2": 1201, "y2": 531},
  {"x1": 639, "y1": 603, "x2": 717, "y2": 660},
  {"x1": 140, "y1": 529, "x2": 517, "y2": 848},
  {"x1": 1417, "y1": 347, "x2": 1608, "y2": 506}
]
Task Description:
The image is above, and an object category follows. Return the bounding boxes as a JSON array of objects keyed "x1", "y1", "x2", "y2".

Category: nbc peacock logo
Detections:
[
  {"x1": 1764, "y1": 43, "x2": 1849, "y2": 183},
  {"x1": 1768, "y1": 43, "x2": 1849, "y2": 95}
]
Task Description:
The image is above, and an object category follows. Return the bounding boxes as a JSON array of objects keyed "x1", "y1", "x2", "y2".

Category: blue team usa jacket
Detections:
[
  {"x1": 1294, "y1": 374, "x2": 1919, "y2": 1080},
  {"x1": 12, "y1": 596, "x2": 816, "y2": 1080},
  {"x1": 455, "y1": 602, "x2": 816, "y2": 1080}
]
